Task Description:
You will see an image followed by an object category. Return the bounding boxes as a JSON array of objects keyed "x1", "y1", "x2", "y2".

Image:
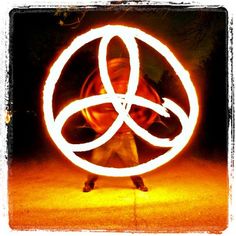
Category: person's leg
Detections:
[
  {"x1": 130, "y1": 176, "x2": 148, "y2": 191},
  {"x1": 83, "y1": 174, "x2": 98, "y2": 192},
  {"x1": 118, "y1": 133, "x2": 148, "y2": 191},
  {"x1": 83, "y1": 142, "x2": 112, "y2": 192}
]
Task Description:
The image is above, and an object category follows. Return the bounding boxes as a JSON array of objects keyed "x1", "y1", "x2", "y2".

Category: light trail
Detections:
[{"x1": 43, "y1": 25, "x2": 199, "y2": 176}]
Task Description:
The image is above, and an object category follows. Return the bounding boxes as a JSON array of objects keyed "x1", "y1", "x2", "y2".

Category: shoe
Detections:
[
  {"x1": 137, "y1": 185, "x2": 148, "y2": 192},
  {"x1": 131, "y1": 176, "x2": 148, "y2": 192},
  {"x1": 83, "y1": 181, "x2": 95, "y2": 192}
]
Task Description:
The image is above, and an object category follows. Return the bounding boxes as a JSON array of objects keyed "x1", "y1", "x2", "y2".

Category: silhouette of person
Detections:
[
  {"x1": 81, "y1": 58, "x2": 162, "y2": 192},
  {"x1": 83, "y1": 131, "x2": 148, "y2": 192}
]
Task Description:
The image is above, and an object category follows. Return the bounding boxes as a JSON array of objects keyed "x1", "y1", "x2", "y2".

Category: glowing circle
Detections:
[
  {"x1": 43, "y1": 25, "x2": 199, "y2": 176},
  {"x1": 80, "y1": 58, "x2": 162, "y2": 133}
]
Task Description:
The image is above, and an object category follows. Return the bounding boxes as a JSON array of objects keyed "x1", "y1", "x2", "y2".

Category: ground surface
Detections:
[{"x1": 8, "y1": 152, "x2": 228, "y2": 233}]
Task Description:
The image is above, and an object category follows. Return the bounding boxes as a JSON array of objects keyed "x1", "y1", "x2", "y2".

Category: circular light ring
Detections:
[{"x1": 43, "y1": 25, "x2": 199, "y2": 176}]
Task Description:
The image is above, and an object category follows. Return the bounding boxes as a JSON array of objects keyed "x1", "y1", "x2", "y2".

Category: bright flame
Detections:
[{"x1": 43, "y1": 25, "x2": 199, "y2": 176}]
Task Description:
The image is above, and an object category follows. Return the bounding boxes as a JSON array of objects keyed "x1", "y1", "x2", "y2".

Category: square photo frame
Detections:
[{"x1": 0, "y1": 1, "x2": 235, "y2": 235}]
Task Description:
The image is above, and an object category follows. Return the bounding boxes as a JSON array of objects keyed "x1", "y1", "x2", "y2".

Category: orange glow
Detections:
[
  {"x1": 8, "y1": 156, "x2": 228, "y2": 232},
  {"x1": 43, "y1": 25, "x2": 199, "y2": 176},
  {"x1": 80, "y1": 58, "x2": 161, "y2": 133}
]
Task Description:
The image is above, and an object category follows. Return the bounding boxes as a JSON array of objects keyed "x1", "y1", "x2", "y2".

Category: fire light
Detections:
[{"x1": 43, "y1": 25, "x2": 199, "y2": 176}]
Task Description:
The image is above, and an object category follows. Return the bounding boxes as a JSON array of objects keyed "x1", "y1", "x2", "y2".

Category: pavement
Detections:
[{"x1": 8, "y1": 152, "x2": 228, "y2": 233}]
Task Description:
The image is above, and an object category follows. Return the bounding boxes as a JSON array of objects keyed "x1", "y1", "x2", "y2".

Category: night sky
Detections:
[{"x1": 8, "y1": 7, "x2": 228, "y2": 162}]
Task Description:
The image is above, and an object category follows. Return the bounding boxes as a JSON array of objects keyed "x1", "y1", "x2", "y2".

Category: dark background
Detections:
[{"x1": 8, "y1": 7, "x2": 228, "y2": 162}]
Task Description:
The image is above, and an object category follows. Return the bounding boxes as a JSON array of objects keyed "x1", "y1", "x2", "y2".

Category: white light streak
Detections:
[{"x1": 43, "y1": 25, "x2": 199, "y2": 176}]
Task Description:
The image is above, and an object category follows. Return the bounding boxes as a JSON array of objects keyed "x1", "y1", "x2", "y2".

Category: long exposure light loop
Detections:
[{"x1": 43, "y1": 25, "x2": 199, "y2": 176}]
